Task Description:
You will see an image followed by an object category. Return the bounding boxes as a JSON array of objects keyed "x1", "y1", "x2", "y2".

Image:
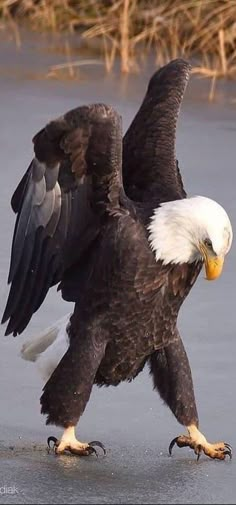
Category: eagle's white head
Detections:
[{"x1": 148, "y1": 196, "x2": 233, "y2": 280}]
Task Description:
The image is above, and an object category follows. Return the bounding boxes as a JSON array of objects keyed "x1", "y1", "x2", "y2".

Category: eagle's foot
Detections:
[
  {"x1": 47, "y1": 427, "x2": 106, "y2": 457},
  {"x1": 169, "y1": 424, "x2": 232, "y2": 461}
]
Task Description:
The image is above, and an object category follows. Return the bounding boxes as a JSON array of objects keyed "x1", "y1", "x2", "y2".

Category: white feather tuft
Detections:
[{"x1": 21, "y1": 314, "x2": 71, "y2": 381}]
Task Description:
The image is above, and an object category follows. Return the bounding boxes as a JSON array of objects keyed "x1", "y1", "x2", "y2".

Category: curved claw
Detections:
[
  {"x1": 87, "y1": 445, "x2": 98, "y2": 457},
  {"x1": 196, "y1": 444, "x2": 202, "y2": 461},
  {"x1": 89, "y1": 440, "x2": 106, "y2": 456},
  {"x1": 47, "y1": 436, "x2": 59, "y2": 450},
  {"x1": 224, "y1": 446, "x2": 232, "y2": 459},
  {"x1": 225, "y1": 443, "x2": 233, "y2": 455},
  {"x1": 169, "y1": 437, "x2": 178, "y2": 456}
]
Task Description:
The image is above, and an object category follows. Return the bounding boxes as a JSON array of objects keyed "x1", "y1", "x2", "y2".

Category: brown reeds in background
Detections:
[{"x1": 1, "y1": 0, "x2": 236, "y2": 95}]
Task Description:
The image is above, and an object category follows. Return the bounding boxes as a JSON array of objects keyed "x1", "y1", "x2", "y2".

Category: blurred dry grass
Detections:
[{"x1": 1, "y1": 0, "x2": 236, "y2": 96}]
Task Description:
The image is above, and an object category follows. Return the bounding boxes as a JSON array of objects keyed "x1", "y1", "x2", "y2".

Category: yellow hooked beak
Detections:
[{"x1": 199, "y1": 243, "x2": 224, "y2": 281}]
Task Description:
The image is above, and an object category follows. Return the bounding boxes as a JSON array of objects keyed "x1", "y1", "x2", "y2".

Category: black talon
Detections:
[
  {"x1": 224, "y1": 448, "x2": 232, "y2": 460},
  {"x1": 47, "y1": 436, "x2": 59, "y2": 450},
  {"x1": 225, "y1": 443, "x2": 232, "y2": 453},
  {"x1": 88, "y1": 446, "x2": 98, "y2": 457},
  {"x1": 196, "y1": 444, "x2": 202, "y2": 461},
  {"x1": 169, "y1": 437, "x2": 178, "y2": 456},
  {"x1": 89, "y1": 440, "x2": 106, "y2": 455}
]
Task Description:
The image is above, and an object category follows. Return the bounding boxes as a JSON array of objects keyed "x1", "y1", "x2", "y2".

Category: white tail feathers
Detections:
[{"x1": 21, "y1": 314, "x2": 71, "y2": 382}]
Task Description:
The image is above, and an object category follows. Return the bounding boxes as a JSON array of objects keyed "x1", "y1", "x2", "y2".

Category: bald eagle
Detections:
[{"x1": 2, "y1": 59, "x2": 233, "y2": 460}]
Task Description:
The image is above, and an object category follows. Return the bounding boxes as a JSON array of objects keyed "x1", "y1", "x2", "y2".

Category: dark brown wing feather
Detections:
[
  {"x1": 2, "y1": 104, "x2": 123, "y2": 336},
  {"x1": 123, "y1": 58, "x2": 190, "y2": 202},
  {"x1": 3, "y1": 60, "x2": 194, "y2": 337}
]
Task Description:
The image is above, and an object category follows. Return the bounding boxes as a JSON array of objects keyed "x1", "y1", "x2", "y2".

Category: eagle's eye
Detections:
[{"x1": 204, "y1": 238, "x2": 213, "y2": 249}]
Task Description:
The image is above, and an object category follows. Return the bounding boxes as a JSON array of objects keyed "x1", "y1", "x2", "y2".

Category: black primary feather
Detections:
[{"x1": 2, "y1": 104, "x2": 122, "y2": 335}]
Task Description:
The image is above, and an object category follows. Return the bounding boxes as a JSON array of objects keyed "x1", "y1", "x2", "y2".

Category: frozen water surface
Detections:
[{"x1": 0, "y1": 33, "x2": 236, "y2": 504}]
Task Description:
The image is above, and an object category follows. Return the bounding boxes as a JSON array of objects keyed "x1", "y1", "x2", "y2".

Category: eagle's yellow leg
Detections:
[
  {"x1": 169, "y1": 424, "x2": 232, "y2": 460},
  {"x1": 48, "y1": 426, "x2": 106, "y2": 456}
]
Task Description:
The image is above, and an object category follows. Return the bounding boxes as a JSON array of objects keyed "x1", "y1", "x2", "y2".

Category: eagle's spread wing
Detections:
[
  {"x1": 123, "y1": 58, "x2": 190, "y2": 202},
  {"x1": 2, "y1": 104, "x2": 122, "y2": 336}
]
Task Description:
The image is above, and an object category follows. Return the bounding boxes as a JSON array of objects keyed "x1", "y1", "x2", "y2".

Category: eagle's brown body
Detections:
[{"x1": 2, "y1": 60, "x2": 202, "y2": 433}]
